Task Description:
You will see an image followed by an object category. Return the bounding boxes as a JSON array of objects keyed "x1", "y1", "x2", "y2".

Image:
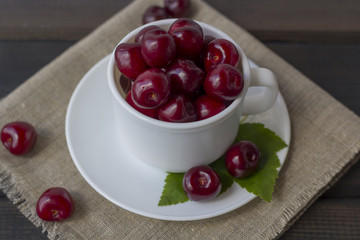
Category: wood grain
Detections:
[
  {"x1": 267, "y1": 42, "x2": 360, "y2": 115},
  {"x1": 0, "y1": 0, "x2": 132, "y2": 40},
  {"x1": 0, "y1": 41, "x2": 74, "y2": 97},
  {"x1": 0, "y1": 0, "x2": 359, "y2": 42},
  {"x1": 0, "y1": 198, "x2": 47, "y2": 239},
  {"x1": 280, "y1": 198, "x2": 360, "y2": 240},
  {"x1": 0, "y1": 0, "x2": 359, "y2": 239},
  {"x1": 0, "y1": 197, "x2": 359, "y2": 240},
  {"x1": 323, "y1": 160, "x2": 360, "y2": 198},
  {"x1": 207, "y1": 0, "x2": 360, "y2": 43},
  {"x1": 1, "y1": 40, "x2": 359, "y2": 239}
]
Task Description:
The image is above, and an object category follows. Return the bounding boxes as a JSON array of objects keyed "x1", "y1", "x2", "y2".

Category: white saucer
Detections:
[{"x1": 65, "y1": 55, "x2": 291, "y2": 221}]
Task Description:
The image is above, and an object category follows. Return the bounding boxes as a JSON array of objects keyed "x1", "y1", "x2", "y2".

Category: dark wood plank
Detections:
[
  {"x1": 279, "y1": 198, "x2": 360, "y2": 240},
  {"x1": 1, "y1": 41, "x2": 359, "y2": 115},
  {"x1": 0, "y1": 41, "x2": 74, "y2": 98},
  {"x1": 266, "y1": 42, "x2": 360, "y2": 199},
  {"x1": 0, "y1": 0, "x2": 359, "y2": 42},
  {"x1": 207, "y1": 0, "x2": 360, "y2": 43},
  {"x1": 0, "y1": 39, "x2": 359, "y2": 239},
  {"x1": 0, "y1": 0, "x2": 132, "y2": 40},
  {"x1": 323, "y1": 160, "x2": 360, "y2": 198},
  {"x1": 0, "y1": 198, "x2": 47, "y2": 240},
  {"x1": 267, "y1": 42, "x2": 360, "y2": 116},
  {"x1": 1, "y1": 196, "x2": 359, "y2": 240},
  {"x1": 0, "y1": 1, "x2": 358, "y2": 239}
]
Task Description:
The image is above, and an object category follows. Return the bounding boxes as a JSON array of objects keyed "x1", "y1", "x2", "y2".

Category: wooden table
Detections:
[{"x1": 0, "y1": 1, "x2": 359, "y2": 239}]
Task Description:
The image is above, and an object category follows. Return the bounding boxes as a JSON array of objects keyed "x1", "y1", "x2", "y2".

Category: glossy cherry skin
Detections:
[
  {"x1": 170, "y1": 27, "x2": 204, "y2": 59},
  {"x1": 115, "y1": 43, "x2": 148, "y2": 80},
  {"x1": 166, "y1": 58, "x2": 205, "y2": 95},
  {"x1": 141, "y1": 28, "x2": 176, "y2": 68},
  {"x1": 183, "y1": 165, "x2": 222, "y2": 201},
  {"x1": 168, "y1": 18, "x2": 203, "y2": 36},
  {"x1": 204, "y1": 63, "x2": 244, "y2": 101},
  {"x1": 135, "y1": 25, "x2": 162, "y2": 43},
  {"x1": 195, "y1": 95, "x2": 226, "y2": 120},
  {"x1": 125, "y1": 91, "x2": 158, "y2": 119},
  {"x1": 225, "y1": 141, "x2": 260, "y2": 178},
  {"x1": 131, "y1": 68, "x2": 170, "y2": 109},
  {"x1": 158, "y1": 94, "x2": 196, "y2": 122},
  {"x1": 164, "y1": 0, "x2": 191, "y2": 18},
  {"x1": 204, "y1": 38, "x2": 240, "y2": 72},
  {"x1": 1, "y1": 121, "x2": 37, "y2": 155},
  {"x1": 36, "y1": 187, "x2": 74, "y2": 221},
  {"x1": 142, "y1": 5, "x2": 169, "y2": 24}
]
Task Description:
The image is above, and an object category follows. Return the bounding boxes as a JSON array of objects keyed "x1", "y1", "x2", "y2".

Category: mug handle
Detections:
[{"x1": 242, "y1": 68, "x2": 279, "y2": 115}]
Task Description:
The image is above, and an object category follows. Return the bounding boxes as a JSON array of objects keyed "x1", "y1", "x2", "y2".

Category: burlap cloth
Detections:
[{"x1": 1, "y1": 0, "x2": 360, "y2": 239}]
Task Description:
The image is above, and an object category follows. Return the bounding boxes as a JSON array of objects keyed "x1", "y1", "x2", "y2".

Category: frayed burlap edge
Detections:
[{"x1": 264, "y1": 151, "x2": 360, "y2": 240}]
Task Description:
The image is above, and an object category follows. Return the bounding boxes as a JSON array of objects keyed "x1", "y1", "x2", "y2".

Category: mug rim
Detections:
[{"x1": 107, "y1": 18, "x2": 251, "y2": 130}]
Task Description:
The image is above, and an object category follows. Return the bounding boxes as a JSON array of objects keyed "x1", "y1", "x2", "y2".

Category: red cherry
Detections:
[
  {"x1": 168, "y1": 18, "x2": 203, "y2": 36},
  {"x1": 204, "y1": 38, "x2": 240, "y2": 72},
  {"x1": 114, "y1": 43, "x2": 148, "y2": 80},
  {"x1": 141, "y1": 28, "x2": 176, "y2": 68},
  {"x1": 131, "y1": 68, "x2": 170, "y2": 109},
  {"x1": 225, "y1": 141, "x2": 260, "y2": 178},
  {"x1": 158, "y1": 94, "x2": 196, "y2": 122},
  {"x1": 164, "y1": 0, "x2": 191, "y2": 18},
  {"x1": 135, "y1": 25, "x2": 163, "y2": 43},
  {"x1": 142, "y1": 5, "x2": 169, "y2": 24},
  {"x1": 204, "y1": 63, "x2": 244, "y2": 101},
  {"x1": 183, "y1": 165, "x2": 222, "y2": 201},
  {"x1": 170, "y1": 27, "x2": 204, "y2": 59},
  {"x1": 166, "y1": 58, "x2": 205, "y2": 95},
  {"x1": 195, "y1": 95, "x2": 226, "y2": 120},
  {"x1": 1, "y1": 121, "x2": 37, "y2": 155},
  {"x1": 125, "y1": 91, "x2": 158, "y2": 119},
  {"x1": 36, "y1": 187, "x2": 74, "y2": 221}
]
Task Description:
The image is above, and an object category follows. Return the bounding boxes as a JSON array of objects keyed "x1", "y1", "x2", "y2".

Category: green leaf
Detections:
[
  {"x1": 158, "y1": 172, "x2": 188, "y2": 206},
  {"x1": 233, "y1": 123, "x2": 287, "y2": 202},
  {"x1": 158, "y1": 123, "x2": 288, "y2": 206}
]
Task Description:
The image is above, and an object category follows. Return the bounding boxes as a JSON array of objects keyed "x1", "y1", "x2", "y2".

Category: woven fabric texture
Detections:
[{"x1": 0, "y1": 0, "x2": 359, "y2": 239}]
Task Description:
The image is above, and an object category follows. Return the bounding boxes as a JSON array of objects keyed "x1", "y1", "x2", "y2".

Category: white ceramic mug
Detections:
[{"x1": 107, "y1": 19, "x2": 278, "y2": 172}]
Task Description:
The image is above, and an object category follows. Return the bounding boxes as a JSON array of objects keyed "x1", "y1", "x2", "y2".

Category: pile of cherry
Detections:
[
  {"x1": 115, "y1": 18, "x2": 261, "y2": 201},
  {"x1": 115, "y1": 18, "x2": 244, "y2": 123},
  {"x1": 0, "y1": 15, "x2": 261, "y2": 220}
]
